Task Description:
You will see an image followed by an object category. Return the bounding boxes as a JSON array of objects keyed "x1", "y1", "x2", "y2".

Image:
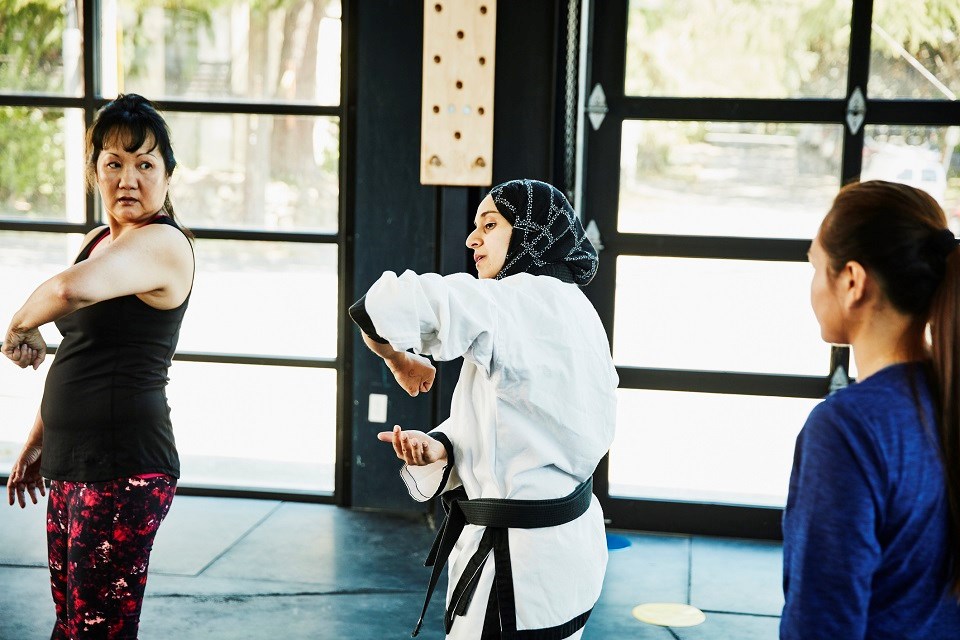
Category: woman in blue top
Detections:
[{"x1": 782, "y1": 180, "x2": 960, "y2": 639}]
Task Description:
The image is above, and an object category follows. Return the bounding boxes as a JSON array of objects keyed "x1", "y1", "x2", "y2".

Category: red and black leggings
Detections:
[{"x1": 46, "y1": 476, "x2": 176, "y2": 639}]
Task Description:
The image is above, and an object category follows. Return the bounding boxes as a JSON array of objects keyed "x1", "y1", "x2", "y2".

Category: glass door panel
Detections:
[
  {"x1": 625, "y1": 0, "x2": 850, "y2": 99},
  {"x1": 869, "y1": 0, "x2": 960, "y2": 100},
  {"x1": 105, "y1": 0, "x2": 342, "y2": 105},
  {"x1": 169, "y1": 363, "x2": 337, "y2": 493},
  {"x1": 861, "y1": 124, "x2": 960, "y2": 227},
  {"x1": 609, "y1": 388, "x2": 818, "y2": 506},
  {"x1": 613, "y1": 256, "x2": 829, "y2": 375},
  {"x1": 619, "y1": 120, "x2": 842, "y2": 238},
  {"x1": 179, "y1": 240, "x2": 338, "y2": 358}
]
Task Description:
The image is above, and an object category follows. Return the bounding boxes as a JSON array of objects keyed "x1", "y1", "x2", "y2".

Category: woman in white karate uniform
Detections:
[{"x1": 350, "y1": 179, "x2": 617, "y2": 639}]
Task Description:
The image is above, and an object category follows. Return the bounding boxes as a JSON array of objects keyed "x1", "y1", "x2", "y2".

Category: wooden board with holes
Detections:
[{"x1": 420, "y1": 0, "x2": 496, "y2": 186}]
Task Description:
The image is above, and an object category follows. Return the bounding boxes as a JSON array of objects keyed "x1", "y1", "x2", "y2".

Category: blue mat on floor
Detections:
[{"x1": 606, "y1": 533, "x2": 631, "y2": 550}]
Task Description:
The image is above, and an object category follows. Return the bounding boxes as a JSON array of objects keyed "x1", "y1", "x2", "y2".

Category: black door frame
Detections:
[{"x1": 581, "y1": 0, "x2": 960, "y2": 539}]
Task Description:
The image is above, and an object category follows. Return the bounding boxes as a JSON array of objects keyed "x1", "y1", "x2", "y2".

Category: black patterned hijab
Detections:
[{"x1": 488, "y1": 179, "x2": 599, "y2": 286}]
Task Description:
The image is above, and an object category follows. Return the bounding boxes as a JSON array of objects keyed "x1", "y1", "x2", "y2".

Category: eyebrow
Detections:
[
  {"x1": 101, "y1": 149, "x2": 159, "y2": 158},
  {"x1": 473, "y1": 210, "x2": 499, "y2": 226}
]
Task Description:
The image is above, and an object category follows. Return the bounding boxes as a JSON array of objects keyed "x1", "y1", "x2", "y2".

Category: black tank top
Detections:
[{"x1": 40, "y1": 216, "x2": 192, "y2": 481}]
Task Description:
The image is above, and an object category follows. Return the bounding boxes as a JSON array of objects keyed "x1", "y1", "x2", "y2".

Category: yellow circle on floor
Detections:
[{"x1": 632, "y1": 603, "x2": 706, "y2": 627}]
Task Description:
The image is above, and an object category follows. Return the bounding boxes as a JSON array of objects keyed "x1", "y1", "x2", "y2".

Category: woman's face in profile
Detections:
[
  {"x1": 808, "y1": 233, "x2": 847, "y2": 344},
  {"x1": 466, "y1": 194, "x2": 513, "y2": 279},
  {"x1": 467, "y1": 195, "x2": 513, "y2": 278}
]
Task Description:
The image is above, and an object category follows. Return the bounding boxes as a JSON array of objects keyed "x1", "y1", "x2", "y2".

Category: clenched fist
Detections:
[{"x1": 385, "y1": 351, "x2": 436, "y2": 397}]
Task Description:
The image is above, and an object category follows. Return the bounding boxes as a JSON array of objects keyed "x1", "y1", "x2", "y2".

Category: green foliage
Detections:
[
  {"x1": 0, "y1": 107, "x2": 66, "y2": 216},
  {"x1": 120, "y1": 1, "x2": 220, "y2": 93},
  {"x1": 625, "y1": 0, "x2": 959, "y2": 100},
  {"x1": 622, "y1": 0, "x2": 960, "y2": 180},
  {"x1": 0, "y1": 1, "x2": 70, "y2": 217},
  {"x1": 0, "y1": 0, "x2": 69, "y2": 92},
  {"x1": 625, "y1": 0, "x2": 851, "y2": 98},
  {"x1": 871, "y1": 0, "x2": 960, "y2": 99}
]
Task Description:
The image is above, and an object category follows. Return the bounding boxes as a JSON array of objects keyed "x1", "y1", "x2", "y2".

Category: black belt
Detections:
[{"x1": 412, "y1": 478, "x2": 595, "y2": 638}]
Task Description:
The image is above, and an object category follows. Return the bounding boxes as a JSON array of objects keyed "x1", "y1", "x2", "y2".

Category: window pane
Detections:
[
  {"x1": 869, "y1": 1, "x2": 960, "y2": 100},
  {"x1": 158, "y1": 113, "x2": 339, "y2": 233},
  {"x1": 178, "y1": 240, "x2": 337, "y2": 358},
  {"x1": 862, "y1": 125, "x2": 960, "y2": 227},
  {"x1": 106, "y1": 1, "x2": 342, "y2": 105},
  {"x1": 610, "y1": 389, "x2": 818, "y2": 506},
  {"x1": 625, "y1": 0, "x2": 849, "y2": 98},
  {"x1": 614, "y1": 257, "x2": 830, "y2": 375},
  {"x1": 619, "y1": 121, "x2": 842, "y2": 238},
  {"x1": 169, "y1": 362, "x2": 336, "y2": 493},
  {"x1": 0, "y1": 356, "x2": 52, "y2": 471},
  {"x1": 0, "y1": 2, "x2": 83, "y2": 96},
  {"x1": 0, "y1": 108, "x2": 86, "y2": 222},
  {"x1": 0, "y1": 360, "x2": 338, "y2": 496},
  {"x1": 0, "y1": 232, "x2": 85, "y2": 347}
]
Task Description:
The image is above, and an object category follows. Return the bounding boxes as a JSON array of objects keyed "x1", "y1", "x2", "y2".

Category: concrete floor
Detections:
[{"x1": 0, "y1": 496, "x2": 782, "y2": 639}]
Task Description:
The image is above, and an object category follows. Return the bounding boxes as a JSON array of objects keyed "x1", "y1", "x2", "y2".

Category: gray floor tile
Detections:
[
  {"x1": 0, "y1": 566, "x2": 55, "y2": 640},
  {"x1": 690, "y1": 537, "x2": 784, "y2": 616},
  {"x1": 580, "y1": 532, "x2": 692, "y2": 640},
  {"x1": 0, "y1": 494, "x2": 281, "y2": 577},
  {"x1": 599, "y1": 531, "x2": 691, "y2": 608},
  {"x1": 150, "y1": 495, "x2": 281, "y2": 575},
  {"x1": 138, "y1": 590, "x2": 447, "y2": 640},
  {"x1": 673, "y1": 612, "x2": 781, "y2": 640},
  {"x1": 0, "y1": 499, "x2": 786, "y2": 640},
  {"x1": 584, "y1": 603, "x2": 680, "y2": 639},
  {"x1": 0, "y1": 500, "x2": 48, "y2": 567},
  {"x1": 201, "y1": 502, "x2": 438, "y2": 592}
]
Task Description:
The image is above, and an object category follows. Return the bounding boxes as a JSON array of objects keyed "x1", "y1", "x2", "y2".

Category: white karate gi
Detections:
[{"x1": 365, "y1": 269, "x2": 618, "y2": 639}]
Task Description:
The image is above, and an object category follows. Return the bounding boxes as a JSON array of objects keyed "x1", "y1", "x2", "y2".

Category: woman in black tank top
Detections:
[{"x1": 3, "y1": 94, "x2": 194, "y2": 639}]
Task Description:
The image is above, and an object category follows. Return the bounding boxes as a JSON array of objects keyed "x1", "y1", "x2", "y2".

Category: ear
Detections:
[{"x1": 838, "y1": 260, "x2": 869, "y2": 309}]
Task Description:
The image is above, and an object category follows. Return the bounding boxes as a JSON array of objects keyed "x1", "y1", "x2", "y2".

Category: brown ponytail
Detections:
[
  {"x1": 161, "y1": 193, "x2": 194, "y2": 240},
  {"x1": 929, "y1": 247, "x2": 960, "y2": 597}
]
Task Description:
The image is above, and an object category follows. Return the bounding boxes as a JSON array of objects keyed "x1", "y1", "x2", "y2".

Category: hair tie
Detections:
[{"x1": 930, "y1": 228, "x2": 958, "y2": 259}]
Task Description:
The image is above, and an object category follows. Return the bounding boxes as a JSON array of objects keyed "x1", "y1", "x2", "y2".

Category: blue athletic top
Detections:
[
  {"x1": 781, "y1": 362, "x2": 960, "y2": 639},
  {"x1": 40, "y1": 216, "x2": 192, "y2": 482}
]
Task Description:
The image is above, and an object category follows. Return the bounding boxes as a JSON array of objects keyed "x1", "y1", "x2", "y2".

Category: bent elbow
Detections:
[{"x1": 51, "y1": 276, "x2": 87, "y2": 307}]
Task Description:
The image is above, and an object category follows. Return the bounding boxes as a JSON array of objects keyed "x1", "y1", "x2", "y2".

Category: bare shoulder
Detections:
[{"x1": 123, "y1": 221, "x2": 193, "y2": 257}]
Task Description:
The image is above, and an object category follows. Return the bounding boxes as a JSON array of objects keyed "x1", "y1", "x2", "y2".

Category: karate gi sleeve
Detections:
[
  {"x1": 399, "y1": 422, "x2": 461, "y2": 502},
  {"x1": 355, "y1": 270, "x2": 497, "y2": 371},
  {"x1": 779, "y1": 401, "x2": 883, "y2": 640}
]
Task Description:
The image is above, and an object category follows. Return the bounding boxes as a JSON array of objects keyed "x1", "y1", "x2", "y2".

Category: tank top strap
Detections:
[{"x1": 75, "y1": 227, "x2": 111, "y2": 264}]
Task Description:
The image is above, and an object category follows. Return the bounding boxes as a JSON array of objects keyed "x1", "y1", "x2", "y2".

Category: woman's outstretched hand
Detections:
[
  {"x1": 7, "y1": 444, "x2": 44, "y2": 508},
  {"x1": 385, "y1": 352, "x2": 436, "y2": 397},
  {"x1": 378, "y1": 425, "x2": 447, "y2": 466},
  {"x1": 3, "y1": 326, "x2": 45, "y2": 370}
]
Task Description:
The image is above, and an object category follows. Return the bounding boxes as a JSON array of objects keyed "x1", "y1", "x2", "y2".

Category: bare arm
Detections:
[
  {"x1": 362, "y1": 332, "x2": 402, "y2": 360},
  {"x1": 3, "y1": 223, "x2": 192, "y2": 368},
  {"x1": 361, "y1": 333, "x2": 436, "y2": 397},
  {"x1": 14, "y1": 223, "x2": 192, "y2": 326}
]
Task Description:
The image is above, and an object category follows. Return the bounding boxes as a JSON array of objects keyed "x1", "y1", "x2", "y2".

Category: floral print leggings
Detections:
[{"x1": 46, "y1": 476, "x2": 176, "y2": 639}]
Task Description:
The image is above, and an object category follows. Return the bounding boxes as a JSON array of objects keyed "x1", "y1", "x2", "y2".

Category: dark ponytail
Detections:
[
  {"x1": 820, "y1": 180, "x2": 960, "y2": 597},
  {"x1": 929, "y1": 246, "x2": 960, "y2": 598}
]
